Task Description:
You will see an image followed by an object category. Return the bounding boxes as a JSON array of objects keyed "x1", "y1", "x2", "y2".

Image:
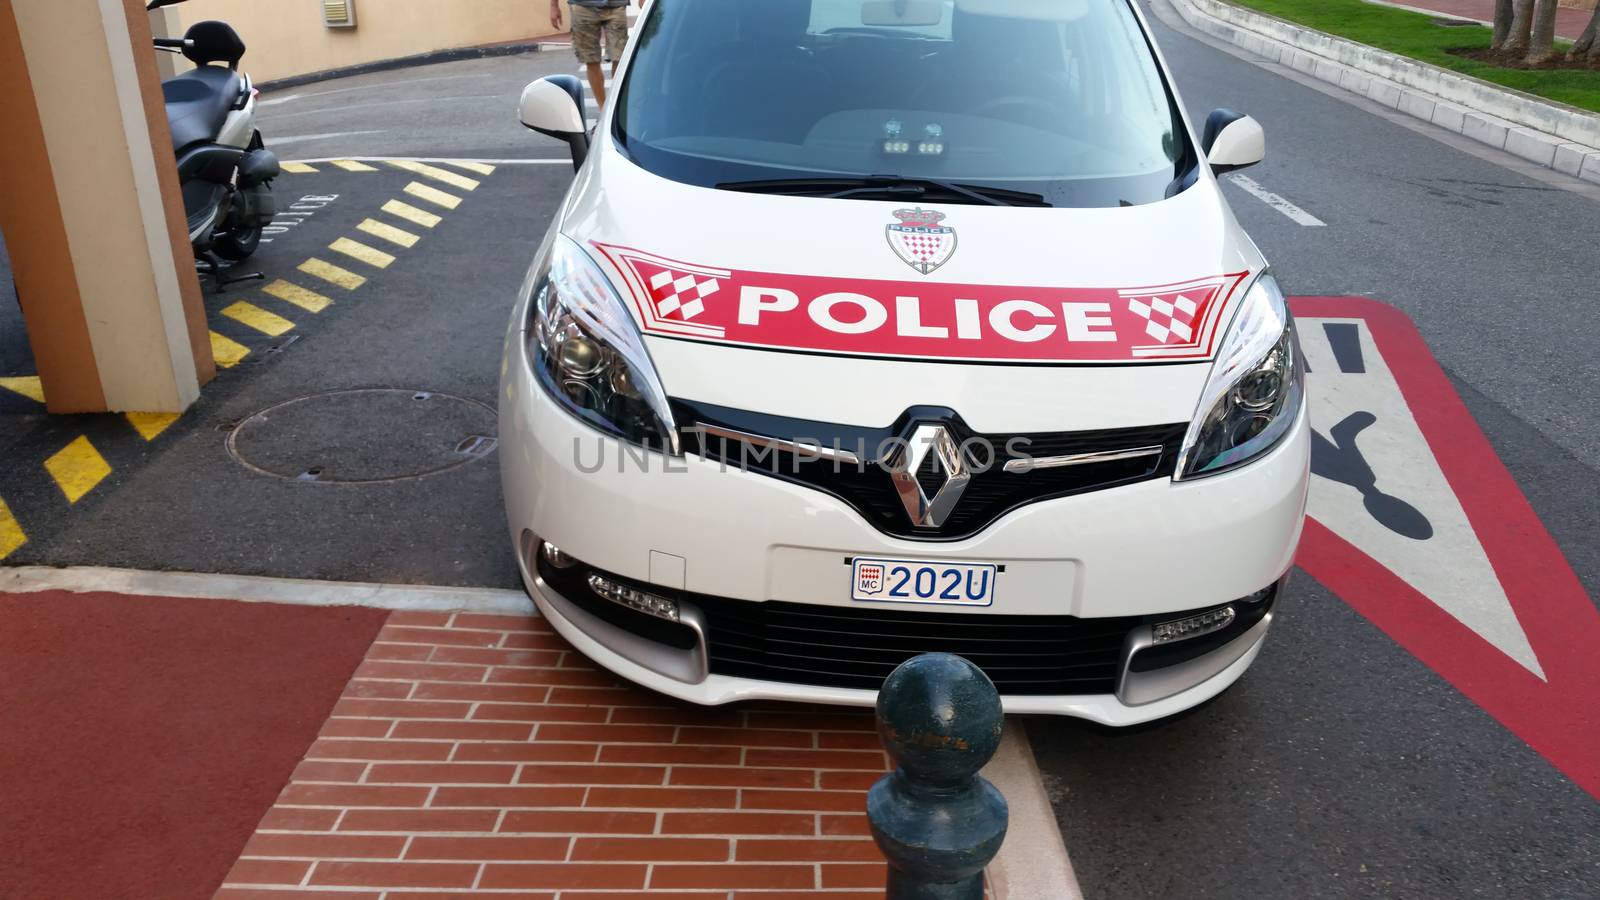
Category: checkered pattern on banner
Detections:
[
  {"x1": 1127, "y1": 294, "x2": 1199, "y2": 344},
  {"x1": 646, "y1": 268, "x2": 721, "y2": 321}
]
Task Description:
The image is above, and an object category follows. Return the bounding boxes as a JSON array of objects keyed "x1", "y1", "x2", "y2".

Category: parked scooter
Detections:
[{"x1": 147, "y1": 0, "x2": 278, "y2": 290}]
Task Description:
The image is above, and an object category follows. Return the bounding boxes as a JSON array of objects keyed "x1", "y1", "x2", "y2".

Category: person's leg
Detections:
[
  {"x1": 605, "y1": 8, "x2": 629, "y2": 82},
  {"x1": 585, "y1": 62, "x2": 607, "y2": 107},
  {"x1": 571, "y1": 6, "x2": 605, "y2": 108}
]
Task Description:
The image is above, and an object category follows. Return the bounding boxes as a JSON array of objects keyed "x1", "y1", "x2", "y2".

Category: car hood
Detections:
[{"x1": 559, "y1": 146, "x2": 1264, "y2": 432}]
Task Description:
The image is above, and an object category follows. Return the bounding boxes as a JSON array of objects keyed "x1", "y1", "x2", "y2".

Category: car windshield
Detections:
[{"x1": 614, "y1": 0, "x2": 1193, "y2": 208}]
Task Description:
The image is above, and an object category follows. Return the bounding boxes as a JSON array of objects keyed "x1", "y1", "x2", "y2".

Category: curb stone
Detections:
[
  {"x1": 1165, "y1": 0, "x2": 1600, "y2": 185},
  {"x1": 256, "y1": 41, "x2": 550, "y2": 93}
]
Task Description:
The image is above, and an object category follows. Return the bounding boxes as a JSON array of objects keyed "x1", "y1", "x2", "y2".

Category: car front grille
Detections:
[
  {"x1": 691, "y1": 593, "x2": 1139, "y2": 696},
  {"x1": 535, "y1": 550, "x2": 1274, "y2": 698},
  {"x1": 673, "y1": 398, "x2": 1187, "y2": 541}
]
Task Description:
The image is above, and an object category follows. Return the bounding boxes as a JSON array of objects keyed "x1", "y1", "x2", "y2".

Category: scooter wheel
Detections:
[{"x1": 212, "y1": 226, "x2": 262, "y2": 262}]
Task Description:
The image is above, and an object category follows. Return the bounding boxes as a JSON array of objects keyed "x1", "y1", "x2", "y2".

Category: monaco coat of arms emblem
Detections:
[{"x1": 886, "y1": 208, "x2": 956, "y2": 275}]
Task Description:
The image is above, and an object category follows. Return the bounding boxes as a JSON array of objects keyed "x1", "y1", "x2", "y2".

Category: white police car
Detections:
[{"x1": 501, "y1": 0, "x2": 1308, "y2": 724}]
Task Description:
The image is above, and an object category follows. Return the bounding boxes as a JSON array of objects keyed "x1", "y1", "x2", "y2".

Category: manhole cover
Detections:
[{"x1": 227, "y1": 388, "x2": 498, "y2": 483}]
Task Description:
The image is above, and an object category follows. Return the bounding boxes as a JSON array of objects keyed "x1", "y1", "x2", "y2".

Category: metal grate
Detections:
[
  {"x1": 323, "y1": 0, "x2": 356, "y2": 28},
  {"x1": 694, "y1": 595, "x2": 1139, "y2": 696},
  {"x1": 540, "y1": 551, "x2": 1140, "y2": 697}
]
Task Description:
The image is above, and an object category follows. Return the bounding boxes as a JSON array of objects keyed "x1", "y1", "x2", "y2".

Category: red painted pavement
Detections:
[
  {"x1": 1375, "y1": 0, "x2": 1591, "y2": 40},
  {"x1": 0, "y1": 590, "x2": 387, "y2": 900}
]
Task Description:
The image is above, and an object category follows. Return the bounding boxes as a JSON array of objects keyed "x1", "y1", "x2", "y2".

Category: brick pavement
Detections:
[{"x1": 216, "y1": 610, "x2": 896, "y2": 898}]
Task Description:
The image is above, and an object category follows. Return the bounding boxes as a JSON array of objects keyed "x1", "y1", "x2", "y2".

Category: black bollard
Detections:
[{"x1": 867, "y1": 653, "x2": 1009, "y2": 900}]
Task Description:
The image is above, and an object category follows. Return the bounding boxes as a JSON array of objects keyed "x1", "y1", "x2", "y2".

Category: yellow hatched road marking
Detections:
[
  {"x1": 382, "y1": 199, "x2": 441, "y2": 228},
  {"x1": 404, "y1": 181, "x2": 462, "y2": 210},
  {"x1": 0, "y1": 497, "x2": 25, "y2": 561},
  {"x1": 0, "y1": 375, "x2": 45, "y2": 403},
  {"x1": 222, "y1": 301, "x2": 295, "y2": 336},
  {"x1": 356, "y1": 218, "x2": 420, "y2": 248},
  {"x1": 44, "y1": 436, "x2": 111, "y2": 504},
  {"x1": 210, "y1": 331, "x2": 250, "y2": 368},
  {"x1": 299, "y1": 258, "x2": 367, "y2": 290},
  {"x1": 450, "y1": 161, "x2": 496, "y2": 176},
  {"x1": 331, "y1": 159, "x2": 379, "y2": 172},
  {"x1": 262, "y1": 279, "x2": 332, "y2": 313},
  {"x1": 388, "y1": 160, "x2": 480, "y2": 191},
  {"x1": 281, "y1": 162, "x2": 318, "y2": 174},
  {"x1": 330, "y1": 237, "x2": 396, "y2": 269},
  {"x1": 126, "y1": 412, "x2": 180, "y2": 441}
]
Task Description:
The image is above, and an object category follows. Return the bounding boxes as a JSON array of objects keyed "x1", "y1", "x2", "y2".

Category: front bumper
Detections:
[
  {"x1": 499, "y1": 340, "x2": 1310, "y2": 724},
  {"x1": 518, "y1": 541, "x2": 1279, "y2": 726}
]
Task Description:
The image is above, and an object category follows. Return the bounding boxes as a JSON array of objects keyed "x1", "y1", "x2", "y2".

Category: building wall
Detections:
[{"x1": 165, "y1": 0, "x2": 575, "y2": 84}]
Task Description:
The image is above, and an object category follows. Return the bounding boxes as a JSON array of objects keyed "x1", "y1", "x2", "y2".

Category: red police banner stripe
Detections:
[{"x1": 596, "y1": 243, "x2": 1250, "y2": 364}]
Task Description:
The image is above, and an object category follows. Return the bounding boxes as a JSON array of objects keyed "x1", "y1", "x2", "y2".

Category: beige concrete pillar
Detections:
[{"x1": 0, "y1": 0, "x2": 213, "y2": 414}]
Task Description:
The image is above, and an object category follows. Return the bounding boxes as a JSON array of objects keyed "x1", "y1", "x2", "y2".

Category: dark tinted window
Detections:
[{"x1": 615, "y1": 0, "x2": 1191, "y2": 208}]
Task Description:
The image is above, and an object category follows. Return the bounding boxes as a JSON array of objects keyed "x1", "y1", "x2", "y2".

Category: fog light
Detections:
[
  {"x1": 588, "y1": 574, "x2": 680, "y2": 623},
  {"x1": 1152, "y1": 606, "x2": 1235, "y2": 644},
  {"x1": 541, "y1": 541, "x2": 577, "y2": 569}
]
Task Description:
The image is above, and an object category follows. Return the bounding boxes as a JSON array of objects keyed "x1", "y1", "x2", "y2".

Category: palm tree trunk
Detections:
[
  {"x1": 1526, "y1": 0, "x2": 1560, "y2": 62},
  {"x1": 1571, "y1": 4, "x2": 1600, "y2": 61},
  {"x1": 1504, "y1": 0, "x2": 1536, "y2": 52},
  {"x1": 1492, "y1": 0, "x2": 1516, "y2": 47}
]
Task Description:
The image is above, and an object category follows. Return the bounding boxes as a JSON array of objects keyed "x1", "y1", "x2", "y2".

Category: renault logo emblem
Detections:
[{"x1": 887, "y1": 424, "x2": 971, "y2": 528}]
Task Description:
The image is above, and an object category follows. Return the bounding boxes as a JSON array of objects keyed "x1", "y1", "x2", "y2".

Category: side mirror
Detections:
[
  {"x1": 1201, "y1": 109, "x2": 1264, "y2": 175},
  {"x1": 520, "y1": 75, "x2": 589, "y2": 171}
]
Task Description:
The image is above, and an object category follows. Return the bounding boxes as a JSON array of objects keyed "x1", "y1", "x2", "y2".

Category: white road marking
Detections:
[
  {"x1": 0, "y1": 565, "x2": 532, "y2": 613},
  {"x1": 1228, "y1": 174, "x2": 1327, "y2": 227},
  {"x1": 271, "y1": 130, "x2": 386, "y2": 146},
  {"x1": 258, "y1": 92, "x2": 302, "y2": 107},
  {"x1": 1300, "y1": 317, "x2": 1543, "y2": 676}
]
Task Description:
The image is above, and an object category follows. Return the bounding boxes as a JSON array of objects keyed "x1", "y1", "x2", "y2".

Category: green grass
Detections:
[{"x1": 1226, "y1": 0, "x2": 1600, "y2": 113}]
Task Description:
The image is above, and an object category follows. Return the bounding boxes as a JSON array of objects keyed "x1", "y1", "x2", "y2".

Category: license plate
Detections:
[{"x1": 851, "y1": 557, "x2": 998, "y2": 607}]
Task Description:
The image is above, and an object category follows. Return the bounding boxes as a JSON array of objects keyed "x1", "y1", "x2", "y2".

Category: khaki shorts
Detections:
[{"x1": 571, "y1": 5, "x2": 628, "y2": 66}]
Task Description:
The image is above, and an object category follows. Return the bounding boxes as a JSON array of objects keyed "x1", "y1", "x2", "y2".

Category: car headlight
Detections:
[
  {"x1": 1175, "y1": 273, "x2": 1303, "y2": 479},
  {"x1": 525, "y1": 236, "x2": 678, "y2": 453}
]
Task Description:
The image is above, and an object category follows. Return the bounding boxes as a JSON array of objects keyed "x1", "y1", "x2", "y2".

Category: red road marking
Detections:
[{"x1": 1292, "y1": 296, "x2": 1600, "y2": 800}]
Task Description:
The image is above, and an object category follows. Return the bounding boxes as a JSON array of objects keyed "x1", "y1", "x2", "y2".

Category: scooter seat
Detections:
[{"x1": 163, "y1": 66, "x2": 241, "y2": 152}]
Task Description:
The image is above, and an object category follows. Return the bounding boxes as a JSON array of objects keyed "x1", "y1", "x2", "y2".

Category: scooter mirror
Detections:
[{"x1": 147, "y1": 0, "x2": 189, "y2": 11}]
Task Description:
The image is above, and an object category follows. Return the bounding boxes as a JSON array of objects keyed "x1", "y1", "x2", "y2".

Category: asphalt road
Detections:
[
  {"x1": 258, "y1": 50, "x2": 578, "y2": 161},
  {"x1": 2, "y1": 10, "x2": 1597, "y2": 898},
  {"x1": 1026, "y1": 3, "x2": 1600, "y2": 897}
]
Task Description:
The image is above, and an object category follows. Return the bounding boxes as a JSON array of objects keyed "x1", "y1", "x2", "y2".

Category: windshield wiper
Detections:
[{"x1": 717, "y1": 175, "x2": 1051, "y2": 208}]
